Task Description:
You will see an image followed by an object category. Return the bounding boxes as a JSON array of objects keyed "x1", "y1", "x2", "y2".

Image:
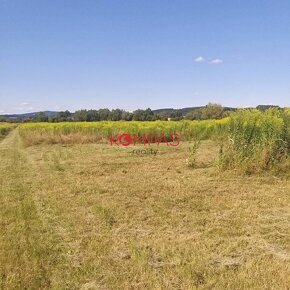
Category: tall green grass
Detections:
[{"x1": 219, "y1": 109, "x2": 290, "y2": 173}]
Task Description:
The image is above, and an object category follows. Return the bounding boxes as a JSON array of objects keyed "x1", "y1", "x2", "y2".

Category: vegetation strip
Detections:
[{"x1": 0, "y1": 130, "x2": 69, "y2": 288}]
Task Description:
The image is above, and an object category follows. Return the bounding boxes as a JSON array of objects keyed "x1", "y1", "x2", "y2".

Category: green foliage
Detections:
[
  {"x1": 35, "y1": 112, "x2": 48, "y2": 122},
  {"x1": 186, "y1": 140, "x2": 201, "y2": 168},
  {"x1": 185, "y1": 103, "x2": 227, "y2": 120},
  {"x1": 200, "y1": 103, "x2": 224, "y2": 120},
  {"x1": 132, "y1": 108, "x2": 155, "y2": 121},
  {"x1": 0, "y1": 123, "x2": 16, "y2": 138},
  {"x1": 219, "y1": 109, "x2": 290, "y2": 173},
  {"x1": 185, "y1": 109, "x2": 203, "y2": 120}
]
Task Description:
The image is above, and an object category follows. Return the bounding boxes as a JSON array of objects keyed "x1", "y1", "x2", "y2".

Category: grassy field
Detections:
[
  {"x1": 19, "y1": 119, "x2": 228, "y2": 145},
  {"x1": 1, "y1": 126, "x2": 290, "y2": 289}
]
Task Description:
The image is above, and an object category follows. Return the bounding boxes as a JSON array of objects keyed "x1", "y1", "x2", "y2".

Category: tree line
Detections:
[
  {"x1": 1, "y1": 103, "x2": 282, "y2": 123},
  {"x1": 28, "y1": 103, "x2": 230, "y2": 122}
]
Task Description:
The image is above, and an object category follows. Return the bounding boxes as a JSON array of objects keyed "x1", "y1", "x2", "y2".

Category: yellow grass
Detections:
[{"x1": 19, "y1": 119, "x2": 229, "y2": 145}]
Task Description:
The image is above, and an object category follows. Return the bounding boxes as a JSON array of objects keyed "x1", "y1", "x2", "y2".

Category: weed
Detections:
[{"x1": 186, "y1": 140, "x2": 201, "y2": 168}]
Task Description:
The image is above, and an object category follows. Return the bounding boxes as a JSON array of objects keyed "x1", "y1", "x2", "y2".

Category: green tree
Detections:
[
  {"x1": 74, "y1": 110, "x2": 88, "y2": 121},
  {"x1": 121, "y1": 111, "x2": 133, "y2": 121},
  {"x1": 35, "y1": 112, "x2": 48, "y2": 122},
  {"x1": 201, "y1": 103, "x2": 224, "y2": 120},
  {"x1": 185, "y1": 109, "x2": 203, "y2": 120},
  {"x1": 98, "y1": 108, "x2": 111, "y2": 121},
  {"x1": 87, "y1": 110, "x2": 99, "y2": 121},
  {"x1": 109, "y1": 109, "x2": 123, "y2": 121}
]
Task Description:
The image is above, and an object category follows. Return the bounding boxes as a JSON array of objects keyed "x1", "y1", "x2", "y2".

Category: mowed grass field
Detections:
[{"x1": 1, "y1": 125, "x2": 290, "y2": 289}]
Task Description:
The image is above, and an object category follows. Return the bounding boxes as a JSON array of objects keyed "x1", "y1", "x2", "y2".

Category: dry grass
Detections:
[{"x1": 1, "y1": 129, "x2": 290, "y2": 289}]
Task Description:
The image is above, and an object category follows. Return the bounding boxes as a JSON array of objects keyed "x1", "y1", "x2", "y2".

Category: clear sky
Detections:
[{"x1": 1, "y1": 0, "x2": 289, "y2": 114}]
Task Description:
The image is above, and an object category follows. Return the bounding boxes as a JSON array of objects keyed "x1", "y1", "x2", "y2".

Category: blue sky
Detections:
[{"x1": 1, "y1": 0, "x2": 289, "y2": 114}]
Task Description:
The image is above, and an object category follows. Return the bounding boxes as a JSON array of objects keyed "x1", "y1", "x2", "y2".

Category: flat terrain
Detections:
[{"x1": 1, "y1": 129, "x2": 290, "y2": 289}]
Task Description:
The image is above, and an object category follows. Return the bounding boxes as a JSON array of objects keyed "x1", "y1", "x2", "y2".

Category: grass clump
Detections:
[
  {"x1": 186, "y1": 140, "x2": 201, "y2": 168},
  {"x1": 219, "y1": 109, "x2": 290, "y2": 174}
]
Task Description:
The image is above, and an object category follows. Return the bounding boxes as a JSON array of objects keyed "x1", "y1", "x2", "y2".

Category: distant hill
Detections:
[
  {"x1": 152, "y1": 106, "x2": 237, "y2": 115},
  {"x1": 256, "y1": 105, "x2": 280, "y2": 111},
  {"x1": 153, "y1": 107, "x2": 203, "y2": 115},
  {"x1": 1, "y1": 111, "x2": 59, "y2": 119}
]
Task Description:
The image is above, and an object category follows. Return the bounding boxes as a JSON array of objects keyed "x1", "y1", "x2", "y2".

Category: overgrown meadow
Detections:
[
  {"x1": 18, "y1": 108, "x2": 290, "y2": 174},
  {"x1": 19, "y1": 119, "x2": 228, "y2": 145},
  {"x1": 219, "y1": 108, "x2": 290, "y2": 174}
]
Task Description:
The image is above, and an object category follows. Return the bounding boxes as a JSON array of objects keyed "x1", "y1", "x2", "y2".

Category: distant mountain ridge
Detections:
[
  {"x1": 152, "y1": 106, "x2": 237, "y2": 115},
  {"x1": 1, "y1": 111, "x2": 59, "y2": 119}
]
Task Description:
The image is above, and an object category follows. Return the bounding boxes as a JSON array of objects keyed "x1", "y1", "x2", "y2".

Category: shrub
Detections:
[{"x1": 219, "y1": 109, "x2": 290, "y2": 173}]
